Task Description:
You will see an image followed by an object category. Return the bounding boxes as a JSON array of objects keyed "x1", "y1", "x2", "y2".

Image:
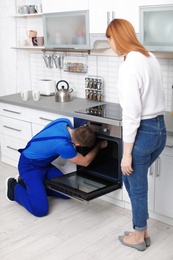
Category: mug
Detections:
[
  {"x1": 32, "y1": 37, "x2": 37, "y2": 46},
  {"x1": 26, "y1": 30, "x2": 37, "y2": 38},
  {"x1": 20, "y1": 5, "x2": 29, "y2": 14},
  {"x1": 35, "y1": 4, "x2": 42, "y2": 13},
  {"x1": 32, "y1": 90, "x2": 40, "y2": 101},
  {"x1": 28, "y1": 5, "x2": 36, "y2": 14},
  {"x1": 21, "y1": 89, "x2": 29, "y2": 101},
  {"x1": 33, "y1": 36, "x2": 44, "y2": 46}
]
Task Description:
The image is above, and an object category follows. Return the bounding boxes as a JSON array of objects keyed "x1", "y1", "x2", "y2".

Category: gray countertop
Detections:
[
  {"x1": 0, "y1": 92, "x2": 173, "y2": 131},
  {"x1": 0, "y1": 92, "x2": 121, "y2": 126}
]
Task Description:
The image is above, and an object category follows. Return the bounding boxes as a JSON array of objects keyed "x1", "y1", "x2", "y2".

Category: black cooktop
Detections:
[{"x1": 75, "y1": 103, "x2": 122, "y2": 121}]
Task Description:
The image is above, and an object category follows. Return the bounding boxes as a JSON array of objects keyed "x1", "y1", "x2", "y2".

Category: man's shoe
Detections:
[
  {"x1": 118, "y1": 235, "x2": 146, "y2": 251},
  {"x1": 6, "y1": 178, "x2": 17, "y2": 201},
  {"x1": 124, "y1": 231, "x2": 151, "y2": 247},
  {"x1": 18, "y1": 176, "x2": 26, "y2": 188}
]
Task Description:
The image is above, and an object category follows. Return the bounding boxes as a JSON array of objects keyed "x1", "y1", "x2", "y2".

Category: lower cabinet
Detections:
[
  {"x1": 149, "y1": 135, "x2": 173, "y2": 220},
  {"x1": 0, "y1": 103, "x2": 75, "y2": 173},
  {"x1": 0, "y1": 110, "x2": 32, "y2": 167}
]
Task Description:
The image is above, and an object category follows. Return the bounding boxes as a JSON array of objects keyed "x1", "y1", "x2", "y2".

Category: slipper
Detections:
[
  {"x1": 124, "y1": 231, "x2": 151, "y2": 247},
  {"x1": 118, "y1": 235, "x2": 146, "y2": 251}
]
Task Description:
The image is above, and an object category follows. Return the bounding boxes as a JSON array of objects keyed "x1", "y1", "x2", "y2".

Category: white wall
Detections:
[{"x1": 0, "y1": 0, "x2": 173, "y2": 110}]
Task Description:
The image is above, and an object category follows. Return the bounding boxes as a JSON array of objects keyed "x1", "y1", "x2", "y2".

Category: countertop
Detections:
[
  {"x1": 0, "y1": 93, "x2": 121, "y2": 126},
  {"x1": 0, "y1": 92, "x2": 173, "y2": 131}
]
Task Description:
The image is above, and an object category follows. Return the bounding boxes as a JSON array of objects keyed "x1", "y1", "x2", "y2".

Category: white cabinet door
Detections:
[
  {"x1": 154, "y1": 154, "x2": 173, "y2": 218},
  {"x1": 42, "y1": 0, "x2": 89, "y2": 13},
  {"x1": 112, "y1": 0, "x2": 139, "y2": 33},
  {"x1": 89, "y1": 0, "x2": 139, "y2": 34},
  {"x1": 89, "y1": 0, "x2": 114, "y2": 33}
]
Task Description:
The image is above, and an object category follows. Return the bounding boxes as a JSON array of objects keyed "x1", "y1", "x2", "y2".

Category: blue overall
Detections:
[{"x1": 14, "y1": 119, "x2": 77, "y2": 217}]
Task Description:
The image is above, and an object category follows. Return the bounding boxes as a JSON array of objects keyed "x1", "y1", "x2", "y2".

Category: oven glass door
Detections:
[
  {"x1": 45, "y1": 137, "x2": 122, "y2": 202},
  {"x1": 45, "y1": 170, "x2": 121, "y2": 202}
]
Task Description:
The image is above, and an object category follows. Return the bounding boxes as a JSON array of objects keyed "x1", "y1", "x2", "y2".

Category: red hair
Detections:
[{"x1": 106, "y1": 19, "x2": 150, "y2": 58}]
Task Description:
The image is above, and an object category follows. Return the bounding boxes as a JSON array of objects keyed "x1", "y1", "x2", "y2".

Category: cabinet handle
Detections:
[
  {"x1": 39, "y1": 117, "x2": 53, "y2": 122},
  {"x1": 3, "y1": 109, "x2": 21, "y2": 115},
  {"x1": 3, "y1": 125, "x2": 22, "y2": 132},
  {"x1": 112, "y1": 11, "x2": 115, "y2": 20},
  {"x1": 6, "y1": 146, "x2": 18, "y2": 151},
  {"x1": 107, "y1": 11, "x2": 111, "y2": 26},
  {"x1": 155, "y1": 157, "x2": 160, "y2": 177},
  {"x1": 149, "y1": 163, "x2": 154, "y2": 176}
]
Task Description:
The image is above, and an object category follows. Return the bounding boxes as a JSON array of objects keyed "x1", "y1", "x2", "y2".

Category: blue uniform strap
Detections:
[{"x1": 18, "y1": 119, "x2": 72, "y2": 153}]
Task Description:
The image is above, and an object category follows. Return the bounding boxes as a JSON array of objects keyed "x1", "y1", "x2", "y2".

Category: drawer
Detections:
[
  {"x1": 0, "y1": 103, "x2": 31, "y2": 122},
  {"x1": 32, "y1": 123, "x2": 45, "y2": 136},
  {"x1": 0, "y1": 135, "x2": 28, "y2": 167},
  {"x1": 31, "y1": 109, "x2": 73, "y2": 126},
  {"x1": 0, "y1": 116, "x2": 32, "y2": 140}
]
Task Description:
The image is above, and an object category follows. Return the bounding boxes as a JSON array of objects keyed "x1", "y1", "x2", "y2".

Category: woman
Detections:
[{"x1": 106, "y1": 19, "x2": 166, "y2": 251}]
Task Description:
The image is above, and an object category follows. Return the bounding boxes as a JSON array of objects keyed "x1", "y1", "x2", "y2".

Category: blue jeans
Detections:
[{"x1": 123, "y1": 115, "x2": 166, "y2": 232}]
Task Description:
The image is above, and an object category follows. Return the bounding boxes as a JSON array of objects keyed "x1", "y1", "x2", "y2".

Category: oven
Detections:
[{"x1": 45, "y1": 103, "x2": 123, "y2": 203}]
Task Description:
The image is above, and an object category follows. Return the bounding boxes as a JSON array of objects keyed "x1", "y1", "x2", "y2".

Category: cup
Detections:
[
  {"x1": 35, "y1": 4, "x2": 42, "y2": 13},
  {"x1": 33, "y1": 36, "x2": 44, "y2": 46},
  {"x1": 21, "y1": 89, "x2": 29, "y2": 101},
  {"x1": 26, "y1": 30, "x2": 37, "y2": 38},
  {"x1": 32, "y1": 90, "x2": 40, "y2": 101},
  {"x1": 20, "y1": 5, "x2": 29, "y2": 14},
  {"x1": 32, "y1": 37, "x2": 37, "y2": 46},
  {"x1": 28, "y1": 5, "x2": 36, "y2": 14}
]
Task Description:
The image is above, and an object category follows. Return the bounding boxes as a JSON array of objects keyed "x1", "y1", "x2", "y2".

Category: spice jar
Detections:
[
  {"x1": 97, "y1": 91, "x2": 102, "y2": 102},
  {"x1": 85, "y1": 89, "x2": 89, "y2": 99}
]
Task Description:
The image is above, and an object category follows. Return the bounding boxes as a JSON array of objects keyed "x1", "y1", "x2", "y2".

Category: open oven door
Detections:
[
  {"x1": 44, "y1": 137, "x2": 122, "y2": 203},
  {"x1": 44, "y1": 169, "x2": 121, "y2": 202}
]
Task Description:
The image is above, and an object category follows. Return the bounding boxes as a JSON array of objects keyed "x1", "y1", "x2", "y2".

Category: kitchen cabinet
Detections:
[
  {"x1": 42, "y1": 0, "x2": 89, "y2": 13},
  {"x1": 89, "y1": 0, "x2": 139, "y2": 33},
  {"x1": 149, "y1": 136, "x2": 173, "y2": 219},
  {"x1": 88, "y1": 0, "x2": 115, "y2": 34},
  {"x1": 0, "y1": 103, "x2": 32, "y2": 167},
  {"x1": 13, "y1": 1, "x2": 43, "y2": 50},
  {"x1": 0, "y1": 102, "x2": 75, "y2": 173},
  {"x1": 31, "y1": 109, "x2": 73, "y2": 135}
]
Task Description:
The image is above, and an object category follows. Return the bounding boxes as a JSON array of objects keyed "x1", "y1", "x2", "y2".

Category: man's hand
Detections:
[{"x1": 96, "y1": 140, "x2": 108, "y2": 149}]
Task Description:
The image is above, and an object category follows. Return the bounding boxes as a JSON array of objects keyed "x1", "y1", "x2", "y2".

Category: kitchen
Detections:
[{"x1": 0, "y1": 0, "x2": 173, "y2": 259}]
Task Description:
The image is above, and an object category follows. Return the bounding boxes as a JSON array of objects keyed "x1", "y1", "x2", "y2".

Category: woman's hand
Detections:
[{"x1": 121, "y1": 154, "x2": 133, "y2": 175}]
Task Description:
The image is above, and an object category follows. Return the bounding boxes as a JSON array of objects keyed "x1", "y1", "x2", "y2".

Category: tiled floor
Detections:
[{"x1": 1, "y1": 161, "x2": 173, "y2": 260}]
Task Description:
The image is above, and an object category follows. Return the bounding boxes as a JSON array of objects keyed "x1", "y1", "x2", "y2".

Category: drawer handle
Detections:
[
  {"x1": 7, "y1": 146, "x2": 18, "y2": 151},
  {"x1": 3, "y1": 109, "x2": 21, "y2": 115},
  {"x1": 3, "y1": 125, "x2": 22, "y2": 132},
  {"x1": 39, "y1": 117, "x2": 53, "y2": 122}
]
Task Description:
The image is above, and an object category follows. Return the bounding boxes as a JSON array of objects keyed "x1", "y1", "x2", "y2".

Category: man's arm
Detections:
[{"x1": 68, "y1": 140, "x2": 107, "y2": 167}]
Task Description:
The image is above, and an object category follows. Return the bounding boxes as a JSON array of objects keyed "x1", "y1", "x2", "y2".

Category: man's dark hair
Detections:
[{"x1": 73, "y1": 125, "x2": 96, "y2": 147}]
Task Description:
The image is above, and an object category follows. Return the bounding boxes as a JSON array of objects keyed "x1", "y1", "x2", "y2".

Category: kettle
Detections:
[{"x1": 55, "y1": 80, "x2": 73, "y2": 102}]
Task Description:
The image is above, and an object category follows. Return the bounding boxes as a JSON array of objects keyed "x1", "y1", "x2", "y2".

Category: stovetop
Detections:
[{"x1": 75, "y1": 103, "x2": 122, "y2": 121}]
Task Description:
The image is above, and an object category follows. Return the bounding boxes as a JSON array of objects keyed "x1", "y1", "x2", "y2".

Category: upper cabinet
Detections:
[
  {"x1": 89, "y1": 0, "x2": 139, "y2": 33},
  {"x1": 88, "y1": 0, "x2": 115, "y2": 34},
  {"x1": 42, "y1": 0, "x2": 89, "y2": 13},
  {"x1": 112, "y1": 0, "x2": 139, "y2": 33}
]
